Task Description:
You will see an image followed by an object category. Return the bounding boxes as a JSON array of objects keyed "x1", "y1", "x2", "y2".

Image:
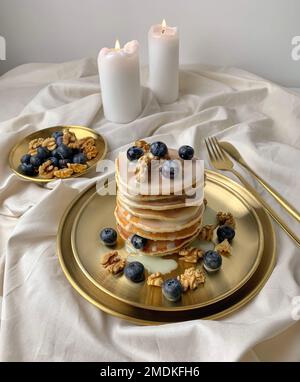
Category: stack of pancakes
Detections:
[{"x1": 115, "y1": 147, "x2": 205, "y2": 256}]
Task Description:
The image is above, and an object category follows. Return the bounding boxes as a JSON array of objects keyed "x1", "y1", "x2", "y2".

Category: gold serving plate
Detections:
[
  {"x1": 70, "y1": 178, "x2": 264, "y2": 311},
  {"x1": 9, "y1": 125, "x2": 107, "y2": 183},
  {"x1": 57, "y1": 171, "x2": 276, "y2": 324}
]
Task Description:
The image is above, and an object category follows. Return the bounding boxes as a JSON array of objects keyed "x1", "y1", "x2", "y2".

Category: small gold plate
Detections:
[
  {"x1": 57, "y1": 171, "x2": 276, "y2": 324},
  {"x1": 9, "y1": 125, "x2": 107, "y2": 183}
]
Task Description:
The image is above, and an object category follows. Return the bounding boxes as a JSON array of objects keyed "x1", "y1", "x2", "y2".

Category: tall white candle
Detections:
[
  {"x1": 148, "y1": 19, "x2": 179, "y2": 104},
  {"x1": 98, "y1": 40, "x2": 142, "y2": 123}
]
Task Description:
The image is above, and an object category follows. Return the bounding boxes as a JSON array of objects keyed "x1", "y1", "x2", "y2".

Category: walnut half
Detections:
[
  {"x1": 215, "y1": 239, "x2": 232, "y2": 256},
  {"x1": 38, "y1": 160, "x2": 58, "y2": 179},
  {"x1": 54, "y1": 168, "x2": 74, "y2": 179},
  {"x1": 147, "y1": 272, "x2": 163, "y2": 287},
  {"x1": 101, "y1": 251, "x2": 125, "y2": 275},
  {"x1": 178, "y1": 247, "x2": 203, "y2": 263},
  {"x1": 198, "y1": 224, "x2": 215, "y2": 241},
  {"x1": 62, "y1": 128, "x2": 79, "y2": 149},
  {"x1": 79, "y1": 137, "x2": 98, "y2": 160},
  {"x1": 216, "y1": 211, "x2": 236, "y2": 228},
  {"x1": 178, "y1": 267, "x2": 206, "y2": 292},
  {"x1": 42, "y1": 137, "x2": 57, "y2": 151},
  {"x1": 67, "y1": 163, "x2": 87, "y2": 174},
  {"x1": 28, "y1": 138, "x2": 44, "y2": 155}
]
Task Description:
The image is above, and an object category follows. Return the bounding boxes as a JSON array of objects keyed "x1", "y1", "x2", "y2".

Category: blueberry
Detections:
[
  {"x1": 30, "y1": 155, "x2": 42, "y2": 168},
  {"x1": 36, "y1": 146, "x2": 50, "y2": 160},
  {"x1": 56, "y1": 144, "x2": 73, "y2": 159},
  {"x1": 73, "y1": 153, "x2": 86, "y2": 164},
  {"x1": 217, "y1": 225, "x2": 235, "y2": 243},
  {"x1": 161, "y1": 160, "x2": 180, "y2": 179},
  {"x1": 56, "y1": 135, "x2": 64, "y2": 146},
  {"x1": 162, "y1": 278, "x2": 182, "y2": 302},
  {"x1": 20, "y1": 163, "x2": 36, "y2": 176},
  {"x1": 52, "y1": 131, "x2": 63, "y2": 140},
  {"x1": 150, "y1": 141, "x2": 168, "y2": 158},
  {"x1": 127, "y1": 146, "x2": 144, "y2": 161},
  {"x1": 49, "y1": 157, "x2": 59, "y2": 167},
  {"x1": 58, "y1": 159, "x2": 71, "y2": 168},
  {"x1": 20, "y1": 154, "x2": 31, "y2": 164},
  {"x1": 203, "y1": 250, "x2": 222, "y2": 272},
  {"x1": 124, "y1": 261, "x2": 145, "y2": 282},
  {"x1": 178, "y1": 145, "x2": 194, "y2": 160},
  {"x1": 131, "y1": 234, "x2": 147, "y2": 250},
  {"x1": 72, "y1": 148, "x2": 80, "y2": 155},
  {"x1": 100, "y1": 227, "x2": 118, "y2": 246},
  {"x1": 51, "y1": 149, "x2": 60, "y2": 159}
]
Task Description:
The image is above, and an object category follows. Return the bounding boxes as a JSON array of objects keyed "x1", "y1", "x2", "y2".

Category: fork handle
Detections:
[
  {"x1": 238, "y1": 159, "x2": 300, "y2": 222},
  {"x1": 231, "y1": 169, "x2": 300, "y2": 247}
]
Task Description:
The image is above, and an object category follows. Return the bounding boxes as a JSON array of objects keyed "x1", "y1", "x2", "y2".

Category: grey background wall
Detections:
[{"x1": 0, "y1": 0, "x2": 299, "y2": 86}]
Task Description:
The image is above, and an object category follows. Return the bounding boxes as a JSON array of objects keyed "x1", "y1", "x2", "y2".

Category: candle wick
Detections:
[{"x1": 162, "y1": 28, "x2": 165, "y2": 34}]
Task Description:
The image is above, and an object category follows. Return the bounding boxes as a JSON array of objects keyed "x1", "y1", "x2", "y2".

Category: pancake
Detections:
[
  {"x1": 117, "y1": 190, "x2": 203, "y2": 211},
  {"x1": 115, "y1": 202, "x2": 204, "y2": 232},
  {"x1": 117, "y1": 224, "x2": 201, "y2": 256},
  {"x1": 117, "y1": 198, "x2": 203, "y2": 221},
  {"x1": 116, "y1": 171, "x2": 202, "y2": 202},
  {"x1": 116, "y1": 149, "x2": 204, "y2": 197},
  {"x1": 115, "y1": 206, "x2": 202, "y2": 240}
]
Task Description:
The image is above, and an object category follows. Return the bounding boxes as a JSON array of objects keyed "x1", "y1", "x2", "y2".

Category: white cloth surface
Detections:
[{"x1": 0, "y1": 58, "x2": 299, "y2": 362}]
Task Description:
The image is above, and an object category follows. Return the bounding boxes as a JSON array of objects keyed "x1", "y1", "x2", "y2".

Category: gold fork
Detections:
[{"x1": 205, "y1": 136, "x2": 300, "y2": 247}]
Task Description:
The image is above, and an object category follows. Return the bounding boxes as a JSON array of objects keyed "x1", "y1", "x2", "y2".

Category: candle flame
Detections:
[
  {"x1": 115, "y1": 39, "x2": 121, "y2": 50},
  {"x1": 161, "y1": 19, "x2": 167, "y2": 34}
]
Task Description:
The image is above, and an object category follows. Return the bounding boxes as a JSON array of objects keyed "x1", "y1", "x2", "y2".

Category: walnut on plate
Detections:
[
  {"x1": 215, "y1": 239, "x2": 232, "y2": 256},
  {"x1": 178, "y1": 247, "x2": 203, "y2": 263},
  {"x1": 147, "y1": 272, "x2": 163, "y2": 287},
  {"x1": 62, "y1": 128, "x2": 79, "y2": 149},
  {"x1": 38, "y1": 160, "x2": 58, "y2": 179},
  {"x1": 177, "y1": 267, "x2": 206, "y2": 292},
  {"x1": 83, "y1": 144, "x2": 98, "y2": 160},
  {"x1": 79, "y1": 137, "x2": 95, "y2": 149},
  {"x1": 54, "y1": 167, "x2": 74, "y2": 178},
  {"x1": 101, "y1": 250, "x2": 125, "y2": 275},
  {"x1": 28, "y1": 138, "x2": 44, "y2": 155},
  {"x1": 67, "y1": 163, "x2": 87, "y2": 174},
  {"x1": 216, "y1": 211, "x2": 236, "y2": 228},
  {"x1": 79, "y1": 137, "x2": 98, "y2": 160},
  {"x1": 198, "y1": 224, "x2": 216, "y2": 241},
  {"x1": 42, "y1": 137, "x2": 56, "y2": 151}
]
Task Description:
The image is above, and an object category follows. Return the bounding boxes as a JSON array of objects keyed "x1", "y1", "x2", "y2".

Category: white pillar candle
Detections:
[
  {"x1": 98, "y1": 40, "x2": 142, "y2": 123},
  {"x1": 148, "y1": 19, "x2": 179, "y2": 104}
]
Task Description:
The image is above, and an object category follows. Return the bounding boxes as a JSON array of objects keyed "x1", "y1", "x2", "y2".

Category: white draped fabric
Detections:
[{"x1": 0, "y1": 59, "x2": 299, "y2": 361}]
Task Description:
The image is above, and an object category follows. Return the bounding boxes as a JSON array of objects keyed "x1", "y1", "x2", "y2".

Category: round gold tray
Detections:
[
  {"x1": 70, "y1": 176, "x2": 264, "y2": 311},
  {"x1": 9, "y1": 125, "x2": 107, "y2": 183},
  {"x1": 57, "y1": 171, "x2": 276, "y2": 324}
]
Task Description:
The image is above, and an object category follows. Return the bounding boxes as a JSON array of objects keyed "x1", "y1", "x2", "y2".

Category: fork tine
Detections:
[
  {"x1": 208, "y1": 137, "x2": 219, "y2": 160},
  {"x1": 204, "y1": 138, "x2": 214, "y2": 162},
  {"x1": 212, "y1": 137, "x2": 224, "y2": 159},
  {"x1": 214, "y1": 137, "x2": 229, "y2": 160}
]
